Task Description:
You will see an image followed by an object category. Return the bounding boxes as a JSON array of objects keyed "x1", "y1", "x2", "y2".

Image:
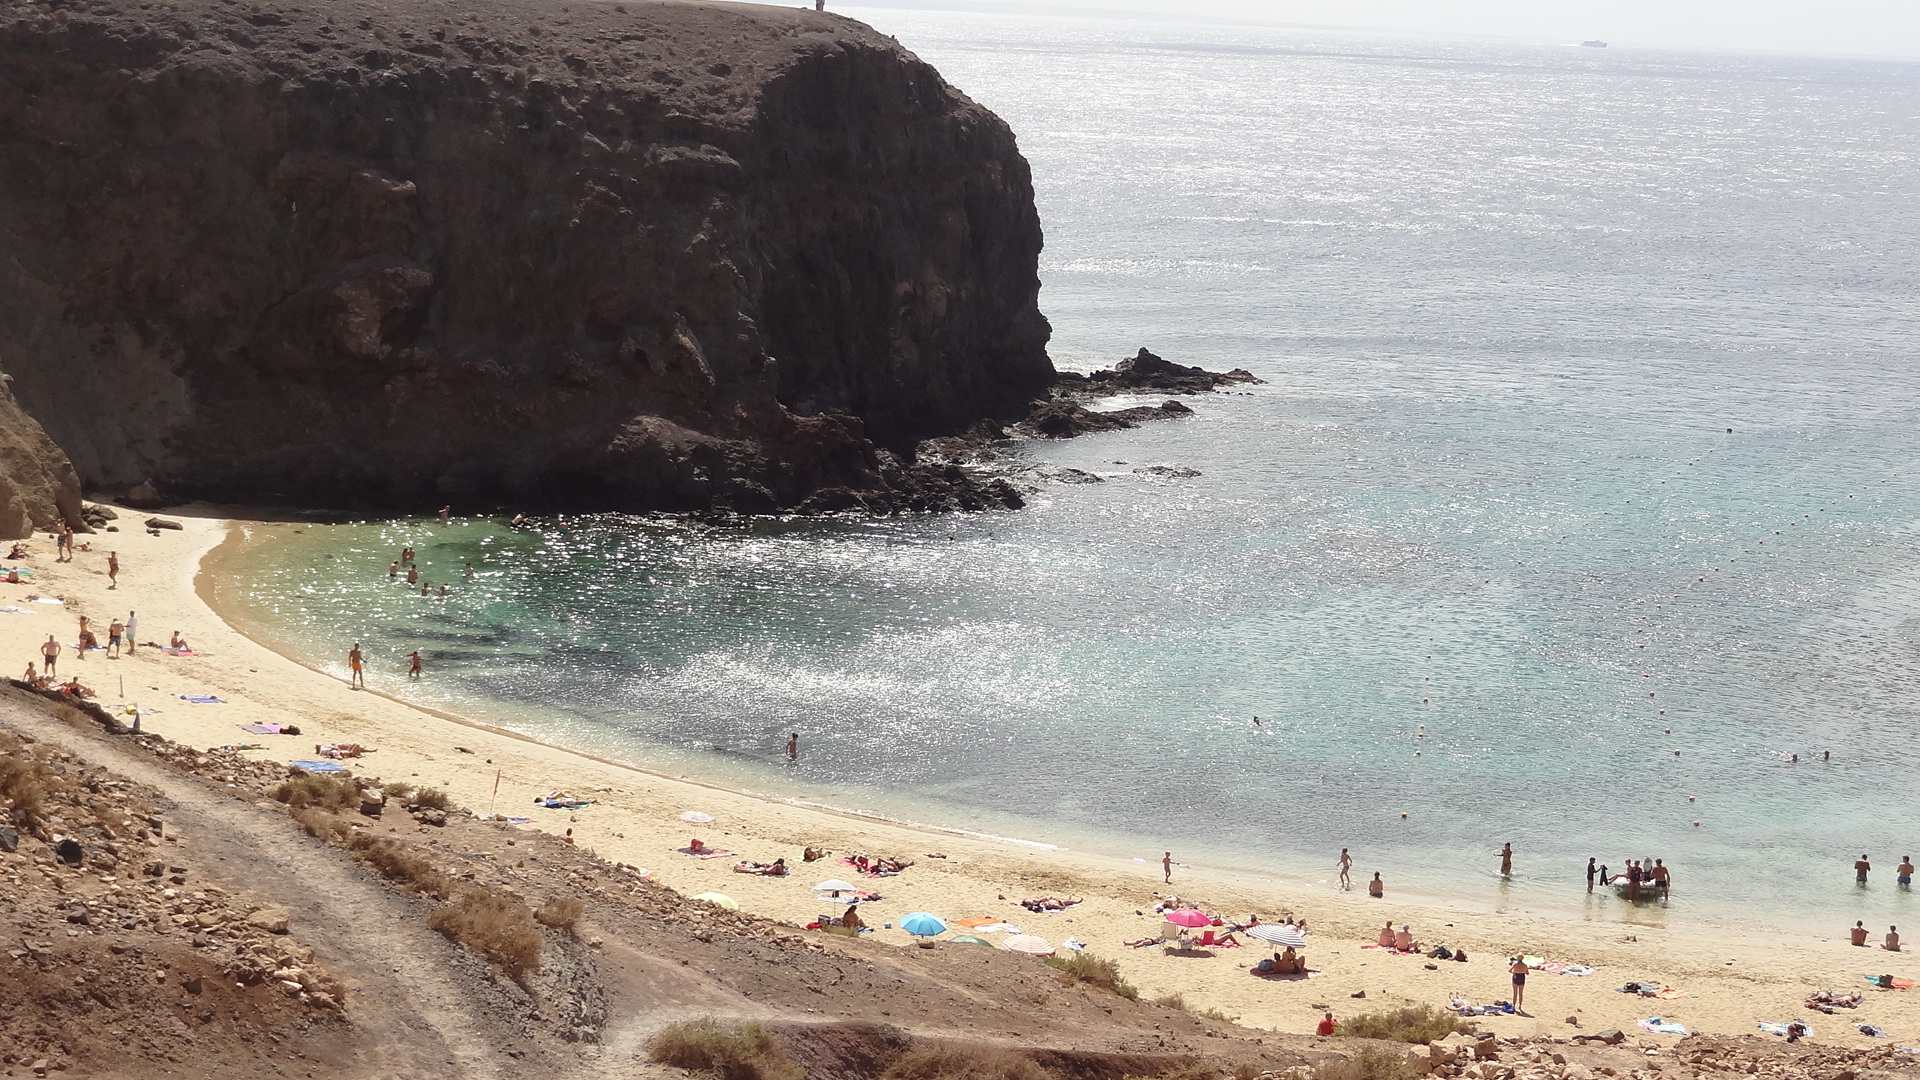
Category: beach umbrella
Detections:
[
  {"x1": 812, "y1": 879, "x2": 859, "y2": 894},
  {"x1": 1245, "y1": 924, "x2": 1308, "y2": 948},
  {"x1": 949, "y1": 935, "x2": 996, "y2": 948},
  {"x1": 679, "y1": 811, "x2": 715, "y2": 823},
  {"x1": 900, "y1": 912, "x2": 947, "y2": 938},
  {"x1": 1164, "y1": 908, "x2": 1212, "y2": 928},
  {"x1": 1002, "y1": 935, "x2": 1054, "y2": 956},
  {"x1": 690, "y1": 892, "x2": 739, "y2": 910}
]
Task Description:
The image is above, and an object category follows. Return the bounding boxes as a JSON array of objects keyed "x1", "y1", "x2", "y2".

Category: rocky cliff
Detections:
[
  {"x1": 0, "y1": 0, "x2": 1053, "y2": 513},
  {"x1": 0, "y1": 372, "x2": 85, "y2": 537}
]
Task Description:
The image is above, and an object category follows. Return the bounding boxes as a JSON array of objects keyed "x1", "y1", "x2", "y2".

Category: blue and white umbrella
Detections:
[{"x1": 899, "y1": 912, "x2": 948, "y2": 938}]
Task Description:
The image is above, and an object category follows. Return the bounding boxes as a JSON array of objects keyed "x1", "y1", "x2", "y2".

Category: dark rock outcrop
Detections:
[
  {"x1": 0, "y1": 0, "x2": 1052, "y2": 514},
  {"x1": 1057, "y1": 348, "x2": 1261, "y2": 395},
  {"x1": 0, "y1": 370, "x2": 85, "y2": 537}
]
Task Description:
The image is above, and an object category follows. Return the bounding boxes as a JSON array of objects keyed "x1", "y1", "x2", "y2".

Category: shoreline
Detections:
[{"x1": 15, "y1": 505, "x2": 1920, "y2": 1045}]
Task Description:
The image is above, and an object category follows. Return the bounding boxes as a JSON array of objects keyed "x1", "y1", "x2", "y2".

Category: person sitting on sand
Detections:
[
  {"x1": 1887, "y1": 925, "x2": 1902, "y2": 952},
  {"x1": 1852, "y1": 920, "x2": 1871, "y2": 946},
  {"x1": 4, "y1": 570, "x2": 18, "y2": 584},
  {"x1": 1394, "y1": 925, "x2": 1421, "y2": 952},
  {"x1": 1377, "y1": 920, "x2": 1396, "y2": 947},
  {"x1": 688, "y1": 838, "x2": 713, "y2": 855},
  {"x1": 169, "y1": 631, "x2": 189, "y2": 651},
  {"x1": 1368, "y1": 872, "x2": 1384, "y2": 898},
  {"x1": 841, "y1": 903, "x2": 864, "y2": 932},
  {"x1": 1273, "y1": 946, "x2": 1303, "y2": 974},
  {"x1": 61, "y1": 677, "x2": 93, "y2": 698},
  {"x1": 1317, "y1": 1011, "x2": 1338, "y2": 1036},
  {"x1": 7, "y1": 542, "x2": 25, "y2": 560}
]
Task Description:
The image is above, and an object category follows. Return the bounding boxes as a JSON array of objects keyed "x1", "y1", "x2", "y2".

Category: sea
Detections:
[{"x1": 212, "y1": 9, "x2": 1920, "y2": 935}]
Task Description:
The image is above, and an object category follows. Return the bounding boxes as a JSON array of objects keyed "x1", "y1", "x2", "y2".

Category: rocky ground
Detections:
[{"x1": 3, "y1": 686, "x2": 1913, "y2": 1079}]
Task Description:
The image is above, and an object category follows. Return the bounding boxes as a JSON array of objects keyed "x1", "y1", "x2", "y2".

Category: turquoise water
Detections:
[{"x1": 218, "y1": 13, "x2": 1920, "y2": 933}]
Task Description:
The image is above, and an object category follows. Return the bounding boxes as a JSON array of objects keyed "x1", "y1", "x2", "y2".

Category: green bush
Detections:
[{"x1": 1335, "y1": 1005, "x2": 1464, "y2": 1044}]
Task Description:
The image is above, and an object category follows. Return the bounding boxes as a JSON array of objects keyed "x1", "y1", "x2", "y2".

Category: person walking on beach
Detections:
[
  {"x1": 349, "y1": 643, "x2": 365, "y2": 689},
  {"x1": 107, "y1": 551, "x2": 119, "y2": 589},
  {"x1": 56, "y1": 524, "x2": 72, "y2": 562},
  {"x1": 1898, "y1": 855, "x2": 1914, "y2": 888},
  {"x1": 1498, "y1": 842, "x2": 1514, "y2": 877},
  {"x1": 1586, "y1": 857, "x2": 1597, "y2": 892},
  {"x1": 1510, "y1": 955, "x2": 1530, "y2": 1013},
  {"x1": 1857, "y1": 854, "x2": 1872, "y2": 885},
  {"x1": 40, "y1": 634, "x2": 59, "y2": 676},
  {"x1": 1338, "y1": 848, "x2": 1353, "y2": 889},
  {"x1": 786, "y1": 732, "x2": 798, "y2": 759},
  {"x1": 1368, "y1": 871, "x2": 1384, "y2": 898},
  {"x1": 408, "y1": 650, "x2": 422, "y2": 680},
  {"x1": 1163, "y1": 851, "x2": 1173, "y2": 884}
]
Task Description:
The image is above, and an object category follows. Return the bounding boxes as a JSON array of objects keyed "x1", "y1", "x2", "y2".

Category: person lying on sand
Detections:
[
  {"x1": 1804, "y1": 989, "x2": 1862, "y2": 1013},
  {"x1": 315, "y1": 743, "x2": 370, "y2": 759},
  {"x1": 732, "y1": 859, "x2": 789, "y2": 877},
  {"x1": 803, "y1": 847, "x2": 831, "y2": 862},
  {"x1": 534, "y1": 792, "x2": 591, "y2": 809},
  {"x1": 1020, "y1": 896, "x2": 1082, "y2": 912}
]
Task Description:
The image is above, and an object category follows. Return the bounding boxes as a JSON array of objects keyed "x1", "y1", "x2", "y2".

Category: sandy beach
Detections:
[{"x1": 9, "y1": 505, "x2": 1919, "y2": 1048}]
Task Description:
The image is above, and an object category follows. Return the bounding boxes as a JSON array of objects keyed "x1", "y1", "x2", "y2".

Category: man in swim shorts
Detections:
[
  {"x1": 107, "y1": 618, "x2": 123, "y2": 659},
  {"x1": 1898, "y1": 855, "x2": 1914, "y2": 887},
  {"x1": 40, "y1": 634, "x2": 59, "y2": 675},
  {"x1": 349, "y1": 643, "x2": 365, "y2": 688},
  {"x1": 1857, "y1": 854, "x2": 1872, "y2": 885}
]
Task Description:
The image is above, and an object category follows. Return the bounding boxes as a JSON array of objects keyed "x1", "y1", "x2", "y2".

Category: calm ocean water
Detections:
[{"x1": 216, "y1": 12, "x2": 1920, "y2": 932}]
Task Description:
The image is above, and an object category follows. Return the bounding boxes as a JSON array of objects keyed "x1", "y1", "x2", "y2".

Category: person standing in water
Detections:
[
  {"x1": 438, "y1": 505, "x2": 452, "y2": 524},
  {"x1": 464, "y1": 562, "x2": 475, "y2": 578},
  {"x1": 786, "y1": 732, "x2": 798, "y2": 759},
  {"x1": 1899, "y1": 855, "x2": 1915, "y2": 888},
  {"x1": 1498, "y1": 842, "x2": 1514, "y2": 877},
  {"x1": 1338, "y1": 848, "x2": 1353, "y2": 889},
  {"x1": 349, "y1": 643, "x2": 365, "y2": 689},
  {"x1": 1857, "y1": 854, "x2": 1873, "y2": 885},
  {"x1": 408, "y1": 651, "x2": 422, "y2": 680},
  {"x1": 1586, "y1": 857, "x2": 1597, "y2": 892},
  {"x1": 389, "y1": 561, "x2": 400, "y2": 579}
]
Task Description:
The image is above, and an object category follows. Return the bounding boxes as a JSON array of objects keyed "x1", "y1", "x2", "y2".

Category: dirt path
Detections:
[{"x1": 2, "y1": 698, "x2": 516, "y2": 1080}]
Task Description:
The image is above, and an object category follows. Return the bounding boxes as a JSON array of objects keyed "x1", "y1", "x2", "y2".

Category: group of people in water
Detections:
[
  {"x1": 1587, "y1": 856, "x2": 1673, "y2": 897},
  {"x1": 386, "y1": 543, "x2": 475, "y2": 597}
]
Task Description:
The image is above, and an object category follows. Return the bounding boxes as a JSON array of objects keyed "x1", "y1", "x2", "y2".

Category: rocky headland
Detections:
[{"x1": 0, "y1": 0, "x2": 1056, "y2": 520}]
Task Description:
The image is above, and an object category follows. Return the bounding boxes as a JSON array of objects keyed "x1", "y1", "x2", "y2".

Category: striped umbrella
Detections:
[
  {"x1": 1245, "y1": 924, "x2": 1308, "y2": 948},
  {"x1": 1002, "y1": 935, "x2": 1054, "y2": 956}
]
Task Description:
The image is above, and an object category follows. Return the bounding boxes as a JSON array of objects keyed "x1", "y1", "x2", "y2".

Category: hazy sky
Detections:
[{"x1": 847, "y1": 0, "x2": 1920, "y2": 59}]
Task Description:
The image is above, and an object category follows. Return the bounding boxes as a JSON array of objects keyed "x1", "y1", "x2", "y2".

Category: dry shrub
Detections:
[
  {"x1": 0, "y1": 741, "x2": 52, "y2": 823},
  {"x1": 347, "y1": 834, "x2": 450, "y2": 896},
  {"x1": 535, "y1": 895, "x2": 584, "y2": 932},
  {"x1": 1313, "y1": 1046, "x2": 1414, "y2": 1080},
  {"x1": 649, "y1": 1019, "x2": 804, "y2": 1080},
  {"x1": 1153, "y1": 992, "x2": 1189, "y2": 1011},
  {"x1": 882, "y1": 1041, "x2": 1050, "y2": 1080},
  {"x1": 1043, "y1": 951, "x2": 1139, "y2": 1000},
  {"x1": 1120, "y1": 1063, "x2": 1216, "y2": 1080},
  {"x1": 290, "y1": 806, "x2": 354, "y2": 843},
  {"x1": 272, "y1": 772, "x2": 360, "y2": 812},
  {"x1": 1232, "y1": 1063, "x2": 1260, "y2": 1080},
  {"x1": 412, "y1": 786, "x2": 449, "y2": 810},
  {"x1": 382, "y1": 781, "x2": 415, "y2": 801},
  {"x1": 429, "y1": 887, "x2": 543, "y2": 984},
  {"x1": 1335, "y1": 1005, "x2": 1464, "y2": 1044}
]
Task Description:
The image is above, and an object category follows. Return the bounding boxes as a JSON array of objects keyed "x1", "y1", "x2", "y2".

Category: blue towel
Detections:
[
  {"x1": 289, "y1": 760, "x2": 349, "y2": 773},
  {"x1": 179, "y1": 694, "x2": 224, "y2": 703}
]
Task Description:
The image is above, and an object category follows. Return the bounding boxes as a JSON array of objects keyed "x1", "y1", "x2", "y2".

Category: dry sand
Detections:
[{"x1": 10, "y1": 506, "x2": 1920, "y2": 1048}]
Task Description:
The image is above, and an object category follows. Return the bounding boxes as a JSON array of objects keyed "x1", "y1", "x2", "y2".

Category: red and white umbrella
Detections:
[
  {"x1": 1164, "y1": 908, "x2": 1212, "y2": 928},
  {"x1": 1002, "y1": 935, "x2": 1055, "y2": 956}
]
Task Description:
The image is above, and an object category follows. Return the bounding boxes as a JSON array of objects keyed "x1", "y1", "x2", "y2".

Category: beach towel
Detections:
[
  {"x1": 1638, "y1": 1018, "x2": 1687, "y2": 1035},
  {"x1": 1562, "y1": 964, "x2": 1597, "y2": 976},
  {"x1": 954, "y1": 917, "x2": 1000, "y2": 929},
  {"x1": 1866, "y1": 975, "x2": 1917, "y2": 989},
  {"x1": 177, "y1": 694, "x2": 223, "y2": 703},
  {"x1": 289, "y1": 760, "x2": 350, "y2": 773},
  {"x1": 1860, "y1": 1024, "x2": 1889, "y2": 1038},
  {"x1": 973, "y1": 923, "x2": 1021, "y2": 935},
  {"x1": 29, "y1": 597, "x2": 62, "y2": 604},
  {"x1": 0, "y1": 606, "x2": 31, "y2": 614},
  {"x1": 481, "y1": 814, "x2": 535, "y2": 826},
  {"x1": 240, "y1": 723, "x2": 282, "y2": 735},
  {"x1": 1655, "y1": 987, "x2": 1685, "y2": 999}
]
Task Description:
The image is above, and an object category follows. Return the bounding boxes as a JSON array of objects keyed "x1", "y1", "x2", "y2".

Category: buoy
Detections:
[
  {"x1": 1693, "y1": 821, "x2": 1701, "y2": 827},
  {"x1": 1673, "y1": 750, "x2": 1681, "y2": 756},
  {"x1": 1688, "y1": 796, "x2": 1695, "y2": 802},
  {"x1": 1423, "y1": 698, "x2": 1429, "y2": 703},
  {"x1": 1664, "y1": 728, "x2": 1672, "y2": 734},
  {"x1": 1401, "y1": 812, "x2": 1409, "y2": 818}
]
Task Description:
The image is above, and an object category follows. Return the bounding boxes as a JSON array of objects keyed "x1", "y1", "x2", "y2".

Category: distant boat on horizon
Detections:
[{"x1": 1580, "y1": 40, "x2": 1608, "y2": 47}]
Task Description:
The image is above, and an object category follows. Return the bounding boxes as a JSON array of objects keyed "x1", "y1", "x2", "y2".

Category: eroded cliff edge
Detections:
[{"x1": 0, "y1": 0, "x2": 1053, "y2": 514}]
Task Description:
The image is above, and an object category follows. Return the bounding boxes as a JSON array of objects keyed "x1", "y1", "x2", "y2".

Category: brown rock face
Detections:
[
  {"x1": 0, "y1": 373, "x2": 84, "y2": 538},
  {"x1": 0, "y1": 0, "x2": 1052, "y2": 512}
]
